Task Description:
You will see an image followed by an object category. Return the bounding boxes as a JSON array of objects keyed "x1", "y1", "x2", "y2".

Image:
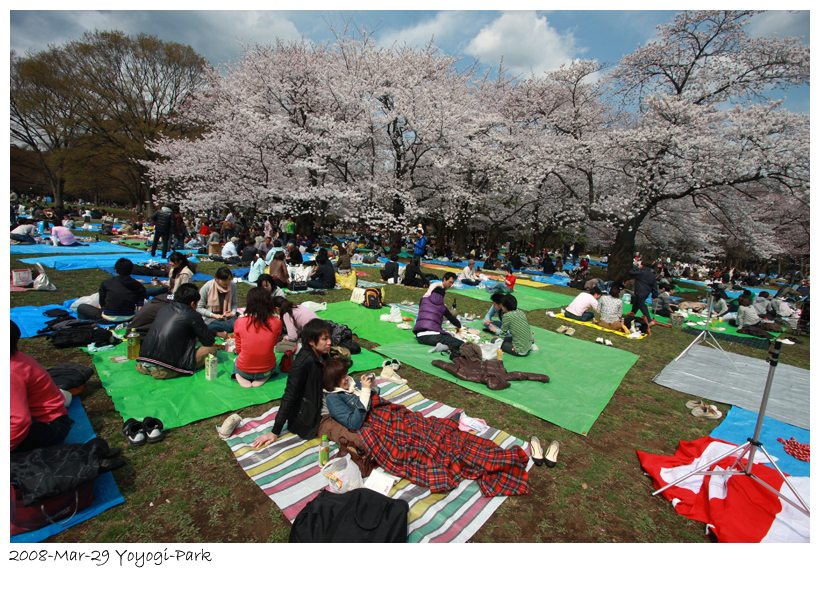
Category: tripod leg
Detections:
[
  {"x1": 653, "y1": 442, "x2": 750, "y2": 496},
  {"x1": 748, "y1": 445, "x2": 810, "y2": 515}
]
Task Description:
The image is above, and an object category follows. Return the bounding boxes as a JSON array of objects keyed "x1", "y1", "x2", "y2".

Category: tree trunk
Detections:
[{"x1": 607, "y1": 225, "x2": 639, "y2": 280}]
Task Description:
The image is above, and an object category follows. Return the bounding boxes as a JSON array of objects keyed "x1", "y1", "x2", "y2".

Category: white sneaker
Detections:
[
  {"x1": 545, "y1": 311, "x2": 556, "y2": 318},
  {"x1": 380, "y1": 365, "x2": 408, "y2": 384},
  {"x1": 595, "y1": 337, "x2": 604, "y2": 344},
  {"x1": 604, "y1": 339, "x2": 613, "y2": 346},
  {"x1": 531, "y1": 344, "x2": 539, "y2": 351}
]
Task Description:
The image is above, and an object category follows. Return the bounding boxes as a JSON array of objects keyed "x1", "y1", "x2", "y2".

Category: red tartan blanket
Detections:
[{"x1": 359, "y1": 397, "x2": 530, "y2": 497}]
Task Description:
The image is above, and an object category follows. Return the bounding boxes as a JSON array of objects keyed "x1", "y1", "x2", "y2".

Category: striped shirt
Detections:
[{"x1": 499, "y1": 309, "x2": 533, "y2": 355}]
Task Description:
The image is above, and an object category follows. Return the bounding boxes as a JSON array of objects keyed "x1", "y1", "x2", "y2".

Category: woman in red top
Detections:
[
  {"x1": 10, "y1": 321, "x2": 73, "y2": 452},
  {"x1": 233, "y1": 287, "x2": 282, "y2": 388}
]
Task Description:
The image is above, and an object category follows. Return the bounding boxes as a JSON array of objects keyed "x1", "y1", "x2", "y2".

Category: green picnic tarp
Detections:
[
  {"x1": 452, "y1": 285, "x2": 577, "y2": 312},
  {"x1": 91, "y1": 339, "x2": 385, "y2": 429},
  {"x1": 320, "y1": 301, "x2": 417, "y2": 346},
  {"x1": 374, "y1": 325, "x2": 638, "y2": 436}
]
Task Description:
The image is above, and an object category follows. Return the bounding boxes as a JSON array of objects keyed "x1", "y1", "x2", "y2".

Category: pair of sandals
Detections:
[
  {"x1": 121, "y1": 417, "x2": 165, "y2": 447},
  {"x1": 595, "y1": 337, "x2": 614, "y2": 346},
  {"x1": 530, "y1": 436, "x2": 560, "y2": 468},
  {"x1": 685, "y1": 400, "x2": 723, "y2": 419},
  {"x1": 556, "y1": 325, "x2": 575, "y2": 336}
]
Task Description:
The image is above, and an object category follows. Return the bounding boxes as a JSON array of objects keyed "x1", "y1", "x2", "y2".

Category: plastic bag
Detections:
[
  {"x1": 70, "y1": 293, "x2": 99, "y2": 311},
  {"x1": 350, "y1": 287, "x2": 366, "y2": 304},
  {"x1": 322, "y1": 455, "x2": 363, "y2": 494},
  {"x1": 479, "y1": 339, "x2": 503, "y2": 361},
  {"x1": 301, "y1": 301, "x2": 327, "y2": 312},
  {"x1": 32, "y1": 263, "x2": 57, "y2": 291},
  {"x1": 335, "y1": 271, "x2": 357, "y2": 290}
]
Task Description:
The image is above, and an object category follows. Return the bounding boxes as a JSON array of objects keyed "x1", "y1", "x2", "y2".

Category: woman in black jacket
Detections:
[{"x1": 252, "y1": 319, "x2": 333, "y2": 447}]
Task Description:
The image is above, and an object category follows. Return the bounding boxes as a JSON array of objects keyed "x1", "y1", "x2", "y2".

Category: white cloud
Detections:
[
  {"x1": 746, "y1": 10, "x2": 810, "y2": 42},
  {"x1": 376, "y1": 11, "x2": 486, "y2": 51},
  {"x1": 464, "y1": 11, "x2": 579, "y2": 76}
]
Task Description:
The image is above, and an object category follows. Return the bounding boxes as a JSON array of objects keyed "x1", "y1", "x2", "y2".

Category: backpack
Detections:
[
  {"x1": 363, "y1": 287, "x2": 383, "y2": 309},
  {"x1": 43, "y1": 319, "x2": 122, "y2": 349}
]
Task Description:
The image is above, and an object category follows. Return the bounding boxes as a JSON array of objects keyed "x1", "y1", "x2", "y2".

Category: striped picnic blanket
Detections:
[{"x1": 221, "y1": 380, "x2": 533, "y2": 543}]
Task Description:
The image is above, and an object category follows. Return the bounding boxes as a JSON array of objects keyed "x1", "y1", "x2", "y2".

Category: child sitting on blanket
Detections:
[{"x1": 321, "y1": 358, "x2": 379, "y2": 430}]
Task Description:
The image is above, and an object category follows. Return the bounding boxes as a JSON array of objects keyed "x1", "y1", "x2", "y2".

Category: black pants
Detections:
[
  {"x1": 13, "y1": 415, "x2": 74, "y2": 453},
  {"x1": 655, "y1": 308, "x2": 672, "y2": 318},
  {"x1": 416, "y1": 332, "x2": 464, "y2": 354},
  {"x1": 151, "y1": 229, "x2": 172, "y2": 258},
  {"x1": 631, "y1": 296, "x2": 653, "y2": 320}
]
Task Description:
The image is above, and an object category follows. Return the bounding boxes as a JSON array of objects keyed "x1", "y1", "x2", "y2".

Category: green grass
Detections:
[{"x1": 10, "y1": 227, "x2": 810, "y2": 543}]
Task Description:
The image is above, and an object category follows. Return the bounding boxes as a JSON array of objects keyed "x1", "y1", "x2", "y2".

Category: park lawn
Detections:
[{"x1": 10, "y1": 235, "x2": 810, "y2": 543}]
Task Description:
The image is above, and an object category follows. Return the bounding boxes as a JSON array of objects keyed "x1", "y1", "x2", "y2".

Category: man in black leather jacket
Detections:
[{"x1": 135, "y1": 283, "x2": 217, "y2": 379}]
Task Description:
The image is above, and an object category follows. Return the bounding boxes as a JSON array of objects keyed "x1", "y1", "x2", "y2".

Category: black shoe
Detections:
[
  {"x1": 102, "y1": 448, "x2": 122, "y2": 459},
  {"x1": 143, "y1": 416, "x2": 165, "y2": 443},
  {"x1": 99, "y1": 459, "x2": 126, "y2": 474},
  {"x1": 121, "y1": 418, "x2": 146, "y2": 447}
]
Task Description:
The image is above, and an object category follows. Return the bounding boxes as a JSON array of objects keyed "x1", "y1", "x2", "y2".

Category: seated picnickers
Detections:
[
  {"x1": 307, "y1": 255, "x2": 336, "y2": 290},
  {"x1": 380, "y1": 254, "x2": 401, "y2": 283},
  {"x1": 482, "y1": 292, "x2": 506, "y2": 334},
  {"x1": 401, "y1": 258, "x2": 431, "y2": 288},
  {"x1": 458, "y1": 259, "x2": 480, "y2": 286},
  {"x1": 136, "y1": 283, "x2": 217, "y2": 379},
  {"x1": 624, "y1": 312, "x2": 651, "y2": 336},
  {"x1": 485, "y1": 265, "x2": 516, "y2": 295},
  {"x1": 564, "y1": 288, "x2": 603, "y2": 322},
  {"x1": 322, "y1": 358, "x2": 378, "y2": 431},
  {"x1": 197, "y1": 266, "x2": 239, "y2": 336},
  {"x1": 413, "y1": 273, "x2": 464, "y2": 357},
  {"x1": 10, "y1": 321, "x2": 74, "y2": 452},
  {"x1": 652, "y1": 283, "x2": 678, "y2": 318},
  {"x1": 77, "y1": 257, "x2": 146, "y2": 324},
  {"x1": 233, "y1": 287, "x2": 282, "y2": 388},
  {"x1": 485, "y1": 294, "x2": 534, "y2": 356},
  {"x1": 728, "y1": 296, "x2": 762, "y2": 329},
  {"x1": 597, "y1": 285, "x2": 630, "y2": 334}
]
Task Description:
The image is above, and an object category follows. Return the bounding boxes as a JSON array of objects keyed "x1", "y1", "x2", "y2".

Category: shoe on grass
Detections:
[
  {"x1": 529, "y1": 436, "x2": 545, "y2": 467},
  {"x1": 121, "y1": 418, "x2": 146, "y2": 447},
  {"x1": 595, "y1": 337, "x2": 604, "y2": 344},
  {"x1": 556, "y1": 325, "x2": 568, "y2": 334},
  {"x1": 565, "y1": 327, "x2": 576, "y2": 336},
  {"x1": 604, "y1": 339, "x2": 613, "y2": 346},
  {"x1": 685, "y1": 399, "x2": 706, "y2": 410},
  {"x1": 380, "y1": 364, "x2": 408, "y2": 385},
  {"x1": 691, "y1": 405, "x2": 723, "y2": 420},
  {"x1": 143, "y1": 416, "x2": 165, "y2": 443},
  {"x1": 545, "y1": 311, "x2": 556, "y2": 318},
  {"x1": 544, "y1": 440, "x2": 560, "y2": 468},
  {"x1": 218, "y1": 414, "x2": 242, "y2": 439}
]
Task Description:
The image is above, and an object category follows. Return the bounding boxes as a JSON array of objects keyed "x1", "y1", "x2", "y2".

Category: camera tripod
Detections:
[
  {"x1": 674, "y1": 290, "x2": 739, "y2": 372},
  {"x1": 655, "y1": 341, "x2": 809, "y2": 517}
]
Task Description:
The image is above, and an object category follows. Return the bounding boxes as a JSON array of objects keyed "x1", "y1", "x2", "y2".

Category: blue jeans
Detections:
[
  {"x1": 208, "y1": 316, "x2": 237, "y2": 333},
  {"x1": 486, "y1": 282, "x2": 511, "y2": 295},
  {"x1": 233, "y1": 360, "x2": 274, "y2": 380},
  {"x1": 10, "y1": 233, "x2": 36, "y2": 243},
  {"x1": 306, "y1": 279, "x2": 333, "y2": 290},
  {"x1": 565, "y1": 310, "x2": 594, "y2": 322}
]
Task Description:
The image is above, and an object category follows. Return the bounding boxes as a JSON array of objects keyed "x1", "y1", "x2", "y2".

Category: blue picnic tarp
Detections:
[
  {"x1": 11, "y1": 397, "x2": 125, "y2": 543},
  {"x1": 17, "y1": 253, "x2": 198, "y2": 271},
  {"x1": 10, "y1": 304, "x2": 78, "y2": 338},
  {"x1": 710, "y1": 406, "x2": 810, "y2": 478},
  {"x1": 10, "y1": 241, "x2": 145, "y2": 255}
]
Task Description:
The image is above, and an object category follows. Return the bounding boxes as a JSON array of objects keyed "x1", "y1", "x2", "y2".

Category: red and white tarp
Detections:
[{"x1": 638, "y1": 437, "x2": 810, "y2": 543}]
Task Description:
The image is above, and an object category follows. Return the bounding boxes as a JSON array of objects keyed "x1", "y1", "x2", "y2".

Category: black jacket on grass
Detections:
[
  {"x1": 270, "y1": 348, "x2": 328, "y2": 440},
  {"x1": 137, "y1": 301, "x2": 215, "y2": 375}
]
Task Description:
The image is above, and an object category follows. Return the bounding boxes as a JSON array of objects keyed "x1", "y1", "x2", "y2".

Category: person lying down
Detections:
[{"x1": 250, "y1": 318, "x2": 530, "y2": 497}]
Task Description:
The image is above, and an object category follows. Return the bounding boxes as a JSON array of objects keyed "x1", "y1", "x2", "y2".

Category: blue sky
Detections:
[{"x1": 10, "y1": 8, "x2": 811, "y2": 113}]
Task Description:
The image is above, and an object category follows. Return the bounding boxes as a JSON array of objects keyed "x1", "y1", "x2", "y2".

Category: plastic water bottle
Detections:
[
  {"x1": 126, "y1": 329, "x2": 141, "y2": 360},
  {"x1": 319, "y1": 435, "x2": 330, "y2": 466}
]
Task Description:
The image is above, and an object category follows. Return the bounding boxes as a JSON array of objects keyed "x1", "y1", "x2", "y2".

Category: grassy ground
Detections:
[{"x1": 10, "y1": 233, "x2": 810, "y2": 543}]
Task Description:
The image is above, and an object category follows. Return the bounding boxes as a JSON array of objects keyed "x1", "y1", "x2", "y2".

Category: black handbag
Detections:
[
  {"x1": 290, "y1": 281, "x2": 308, "y2": 291},
  {"x1": 289, "y1": 489, "x2": 409, "y2": 543}
]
